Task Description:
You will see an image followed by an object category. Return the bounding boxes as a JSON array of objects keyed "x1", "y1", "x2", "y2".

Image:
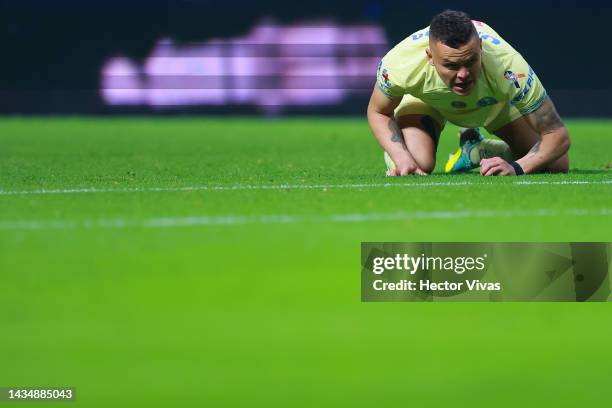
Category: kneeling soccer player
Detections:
[{"x1": 367, "y1": 10, "x2": 570, "y2": 176}]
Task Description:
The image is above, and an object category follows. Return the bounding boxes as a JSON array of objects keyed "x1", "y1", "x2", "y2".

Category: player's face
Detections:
[{"x1": 427, "y1": 36, "x2": 482, "y2": 96}]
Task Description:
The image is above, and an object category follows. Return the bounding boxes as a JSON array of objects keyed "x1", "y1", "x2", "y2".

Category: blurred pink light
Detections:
[{"x1": 100, "y1": 19, "x2": 387, "y2": 112}]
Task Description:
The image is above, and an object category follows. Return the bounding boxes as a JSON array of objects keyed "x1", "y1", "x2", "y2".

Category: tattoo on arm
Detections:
[
  {"x1": 528, "y1": 97, "x2": 565, "y2": 135},
  {"x1": 388, "y1": 118, "x2": 405, "y2": 145}
]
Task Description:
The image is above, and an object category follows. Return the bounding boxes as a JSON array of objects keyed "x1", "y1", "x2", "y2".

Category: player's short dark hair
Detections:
[{"x1": 429, "y1": 10, "x2": 478, "y2": 48}]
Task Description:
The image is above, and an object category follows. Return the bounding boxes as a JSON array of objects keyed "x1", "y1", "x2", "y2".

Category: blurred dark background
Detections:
[{"x1": 1, "y1": 0, "x2": 609, "y2": 116}]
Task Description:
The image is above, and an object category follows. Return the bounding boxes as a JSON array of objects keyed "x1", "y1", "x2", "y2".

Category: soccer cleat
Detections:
[{"x1": 444, "y1": 128, "x2": 484, "y2": 173}]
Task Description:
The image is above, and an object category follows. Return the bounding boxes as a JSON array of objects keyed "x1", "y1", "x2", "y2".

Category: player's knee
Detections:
[
  {"x1": 534, "y1": 129, "x2": 570, "y2": 173},
  {"x1": 415, "y1": 157, "x2": 436, "y2": 174},
  {"x1": 546, "y1": 154, "x2": 570, "y2": 173}
]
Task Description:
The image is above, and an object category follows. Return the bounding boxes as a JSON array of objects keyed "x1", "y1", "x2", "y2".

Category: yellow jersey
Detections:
[{"x1": 376, "y1": 21, "x2": 546, "y2": 128}]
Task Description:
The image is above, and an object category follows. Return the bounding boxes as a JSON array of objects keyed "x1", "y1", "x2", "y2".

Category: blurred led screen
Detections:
[{"x1": 100, "y1": 20, "x2": 388, "y2": 113}]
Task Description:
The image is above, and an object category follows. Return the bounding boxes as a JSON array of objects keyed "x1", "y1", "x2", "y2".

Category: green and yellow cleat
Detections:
[{"x1": 444, "y1": 128, "x2": 484, "y2": 173}]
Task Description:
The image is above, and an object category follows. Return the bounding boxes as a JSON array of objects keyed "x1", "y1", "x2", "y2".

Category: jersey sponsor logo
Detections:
[
  {"x1": 477, "y1": 97, "x2": 499, "y2": 107},
  {"x1": 511, "y1": 67, "x2": 535, "y2": 105},
  {"x1": 451, "y1": 101, "x2": 467, "y2": 109},
  {"x1": 382, "y1": 69, "x2": 390, "y2": 83},
  {"x1": 379, "y1": 67, "x2": 393, "y2": 90},
  {"x1": 504, "y1": 71, "x2": 521, "y2": 89},
  {"x1": 376, "y1": 60, "x2": 394, "y2": 96},
  {"x1": 377, "y1": 60, "x2": 390, "y2": 84}
]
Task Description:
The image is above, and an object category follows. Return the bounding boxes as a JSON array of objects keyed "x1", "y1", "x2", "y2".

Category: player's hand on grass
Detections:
[
  {"x1": 386, "y1": 158, "x2": 427, "y2": 176},
  {"x1": 480, "y1": 157, "x2": 516, "y2": 176}
]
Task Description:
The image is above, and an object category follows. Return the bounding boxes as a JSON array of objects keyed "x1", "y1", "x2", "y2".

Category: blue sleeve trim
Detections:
[{"x1": 518, "y1": 91, "x2": 547, "y2": 115}]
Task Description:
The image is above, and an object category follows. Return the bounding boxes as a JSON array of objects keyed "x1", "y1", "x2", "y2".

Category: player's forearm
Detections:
[
  {"x1": 366, "y1": 107, "x2": 413, "y2": 165},
  {"x1": 518, "y1": 97, "x2": 570, "y2": 174},
  {"x1": 515, "y1": 127, "x2": 570, "y2": 174}
]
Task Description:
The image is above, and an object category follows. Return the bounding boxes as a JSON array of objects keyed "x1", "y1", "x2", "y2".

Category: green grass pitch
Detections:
[{"x1": 0, "y1": 117, "x2": 611, "y2": 407}]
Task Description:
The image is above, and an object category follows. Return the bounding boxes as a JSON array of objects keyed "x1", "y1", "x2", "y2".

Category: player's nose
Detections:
[{"x1": 457, "y1": 67, "x2": 470, "y2": 81}]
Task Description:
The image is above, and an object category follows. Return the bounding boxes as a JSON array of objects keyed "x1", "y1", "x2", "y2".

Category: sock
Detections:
[{"x1": 469, "y1": 138, "x2": 514, "y2": 164}]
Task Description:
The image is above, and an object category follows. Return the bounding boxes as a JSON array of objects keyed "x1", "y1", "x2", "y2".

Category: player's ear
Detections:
[{"x1": 425, "y1": 48, "x2": 433, "y2": 65}]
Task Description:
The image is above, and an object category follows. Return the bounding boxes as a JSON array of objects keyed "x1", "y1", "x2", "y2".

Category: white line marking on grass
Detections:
[
  {"x1": 0, "y1": 179, "x2": 610, "y2": 196},
  {"x1": 514, "y1": 180, "x2": 612, "y2": 185},
  {"x1": 0, "y1": 208, "x2": 609, "y2": 231}
]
